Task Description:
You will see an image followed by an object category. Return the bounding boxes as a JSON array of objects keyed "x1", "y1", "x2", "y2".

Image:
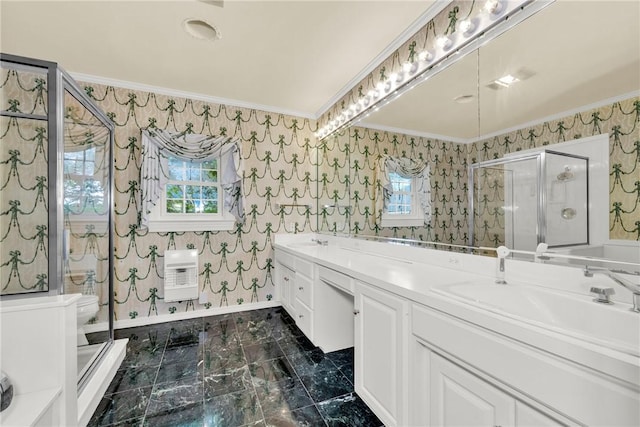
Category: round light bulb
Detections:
[
  {"x1": 484, "y1": 0, "x2": 503, "y2": 15},
  {"x1": 436, "y1": 35, "x2": 452, "y2": 50},
  {"x1": 460, "y1": 19, "x2": 475, "y2": 35},
  {"x1": 418, "y1": 50, "x2": 433, "y2": 62}
]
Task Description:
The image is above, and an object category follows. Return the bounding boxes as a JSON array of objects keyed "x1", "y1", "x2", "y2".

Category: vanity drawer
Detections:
[
  {"x1": 318, "y1": 265, "x2": 354, "y2": 295},
  {"x1": 295, "y1": 257, "x2": 314, "y2": 278},
  {"x1": 295, "y1": 273, "x2": 313, "y2": 308},
  {"x1": 294, "y1": 299, "x2": 313, "y2": 338},
  {"x1": 277, "y1": 251, "x2": 295, "y2": 270}
]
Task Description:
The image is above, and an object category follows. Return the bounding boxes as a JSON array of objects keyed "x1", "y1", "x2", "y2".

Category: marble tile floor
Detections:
[{"x1": 87, "y1": 307, "x2": 384, "y2": 427}]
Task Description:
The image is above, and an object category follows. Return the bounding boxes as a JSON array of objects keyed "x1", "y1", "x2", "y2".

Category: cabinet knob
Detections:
[
  {"x1": 284, "y1": 277, "x2": 289, "y2": 282},
  {"x1": 353, "y1": 309, "x2": 360, "y2": 315},
  {"x1": 298, "y1": 286, "x2": 303, "y2": 290},
  {"x1": 298, "y1": 314, "x2": 304, "y2": 318}
]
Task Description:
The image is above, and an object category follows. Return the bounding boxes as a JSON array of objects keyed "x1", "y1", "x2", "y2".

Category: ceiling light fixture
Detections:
[
  {"x1": 494, "y1": 74, "x2": 519, "y2": 87},
  {"x1": 183, "y1": 18, "x2": 220, "y2": 41},
  {"x1": 315, "y1": 0, "x2": 532, "y2": 140}
]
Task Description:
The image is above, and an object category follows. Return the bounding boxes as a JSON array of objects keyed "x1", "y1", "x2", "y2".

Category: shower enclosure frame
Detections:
[
  {"x1": 468, "y1": 149, "x2": 590, "y2": 250},
  {"x1": 0, "y1": 53, "x2": 115, "y2": 390}
]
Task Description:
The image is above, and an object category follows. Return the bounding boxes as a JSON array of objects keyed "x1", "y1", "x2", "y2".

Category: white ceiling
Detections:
[
  {"x1": 361, "y1": 0, "x2": 640, "y2": 141},
  {"x1": 0, "y1": 0, "x2": 435, "y2": 118}
]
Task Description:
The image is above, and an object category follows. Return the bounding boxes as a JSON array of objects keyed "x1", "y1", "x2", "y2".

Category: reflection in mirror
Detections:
[
  {"x1": 470, "y1": 149, "x2": 589, "y2": 251},
  {"x1": 63, "y1": 90, "x2": 110, "y2": 314},
  {"x1": 320, "y1": 0, "x2": 639, "y2": 271},
  {"x1": 317, "y1": 50, "x2": 480, "y2": 244}
]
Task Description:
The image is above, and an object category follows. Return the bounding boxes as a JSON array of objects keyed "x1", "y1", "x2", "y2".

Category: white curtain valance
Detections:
[
  {"x1": 375, "y1": 155, "x2": 432, "y2": 225},
  {"x1": 140, "y1": 129, "x2": 244, "y2": 228}
]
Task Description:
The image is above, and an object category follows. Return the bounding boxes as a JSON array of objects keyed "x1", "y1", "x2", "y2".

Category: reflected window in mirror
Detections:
[
  {"x1": 382, "y1": 173, "x2": 424, "y2": 227},
  {"x1": 64, "y1": 147, "x2": 105, "y2": 215}
]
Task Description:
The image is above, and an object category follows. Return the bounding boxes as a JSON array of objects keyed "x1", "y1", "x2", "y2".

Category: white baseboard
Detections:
[{"x1": 83, "y1": 300, "x2": 282, "y2": 333}]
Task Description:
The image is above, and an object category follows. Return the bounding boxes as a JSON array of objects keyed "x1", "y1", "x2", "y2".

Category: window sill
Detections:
[{"x1": 381, "y1": 216, "x2": 425, "y2": 228}]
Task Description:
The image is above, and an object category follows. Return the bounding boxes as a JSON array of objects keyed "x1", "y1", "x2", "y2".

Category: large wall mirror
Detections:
[{"x1": 317, "y1": 0, "x2": 639, "y2": 271}]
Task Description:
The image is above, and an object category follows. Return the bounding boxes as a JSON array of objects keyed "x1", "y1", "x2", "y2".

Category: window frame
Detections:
[
  {"x1": 146, "y1": 155, "x2": 235, "y2": 232},
  {"x1": 381, "y1": 173, "x2": 425, "y2": 228}
]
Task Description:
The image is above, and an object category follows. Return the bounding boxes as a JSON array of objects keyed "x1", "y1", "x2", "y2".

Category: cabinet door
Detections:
[
  {"x1": 516, "y1": 401, "x2": 566, "y2": 427},
  {"x1": 277, "y1": 262, "x2": 295, "y2": 316},
  {"x1": 354, "y1": 282, "x2": 409, "y2": 427},
  {"x1": 430, "y1": 352, "x2": 514, "y2": 427}
]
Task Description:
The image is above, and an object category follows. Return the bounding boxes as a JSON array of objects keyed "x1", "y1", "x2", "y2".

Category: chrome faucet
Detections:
[
  {"x1": 584, "y1": 266, "x2": 640, "y2": 313},
  {"x1": 311, "y1": 238, "x2": 328, "y2": 246},
  {"x1": 495, "y1": 246, "x2": 510, "y2": 284}
]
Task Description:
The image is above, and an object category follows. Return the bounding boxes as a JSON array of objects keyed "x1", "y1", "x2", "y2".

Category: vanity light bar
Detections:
[{"x1": 315, "y1": 0, "x2": 546, "y2": 140}]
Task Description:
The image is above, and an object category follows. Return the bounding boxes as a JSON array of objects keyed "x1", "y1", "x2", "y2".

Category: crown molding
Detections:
[
  {"x1": 357, "y1": 121, "x2": 469, "y2": 144},
  {"x1": 69, "y1": 72, "x2": 316, "y2": 120},
  {"x1": 313, "y1": 0, "x2": 453, "y2": 118},
  {"x1": 468, "y1": 90, "x2": 640, "y2": 144},
  {"x1": 360, "y1": 91, "x2": 639, "y2": 145}
]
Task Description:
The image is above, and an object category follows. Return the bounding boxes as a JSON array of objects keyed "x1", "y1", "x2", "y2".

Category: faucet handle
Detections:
[{"x1": 590, "y1": 286, "x2": 615, "y2": 304}]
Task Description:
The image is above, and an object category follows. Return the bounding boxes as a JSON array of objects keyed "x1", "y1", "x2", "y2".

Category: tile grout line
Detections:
[
  {"x1": 235, "y1": 314, "x2": 269, "y2": 426},
  {"x1": 139, "y1": 320, "x2": 172, "y2": 425},
  {"x1": 276, "y1": 333, "x2": 331, "y2": 427}
]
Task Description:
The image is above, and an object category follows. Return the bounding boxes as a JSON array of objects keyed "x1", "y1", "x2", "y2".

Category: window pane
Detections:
[
  {"x1": 188, "y1": 165, "x2": 201, "y2": 181},
  {"x1": 202, "y1": 186, "x2": 218, "y2": 199},
  {"x1": 166, "y1": 200, "x2": 183, "y2": 213},
  {"x1": 185, "y1": 185, "x2": 200, "y2": 199},
  {"x1": 166, "y1": 184, "x2": 183, "y2": 198},
  {"x1": 202, "y1": 169, "x2": 218, "y2": 183},
  {"x1": 168, "y1": 158, "x2": 185, "y2": 180},
  {"x1": 185, "y1": 199, "x2": 196, "y2": 213},
  {"x1": 202, "y1": 159, "x2": 217, "y2": 169},
  {"x1": 203, "y1": 201, "x2": 218, "y2": 213}
]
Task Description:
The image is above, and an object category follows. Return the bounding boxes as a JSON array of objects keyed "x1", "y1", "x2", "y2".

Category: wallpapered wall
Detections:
[
  {"x1": 0, "y1": 68, "x2": 319, "y2": 321},
  {"x1": 85, "y1": 83, "x2": 318, "y2": 321}
]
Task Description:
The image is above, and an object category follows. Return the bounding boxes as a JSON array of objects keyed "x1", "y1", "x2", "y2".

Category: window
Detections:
[
  {"x1": 147, "y1": 155, "x2": 235, "y2": 232},
  {"x1": 165, "y1": 158, "x2": 219, "y2": 214},
  {"x1": 381, "y1": 172, "x2": 424, "y2": 227}
]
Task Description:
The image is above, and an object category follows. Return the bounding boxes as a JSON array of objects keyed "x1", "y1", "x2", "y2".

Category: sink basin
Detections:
[
  {"x1": 287, "y1": 241, "x2": 324, "y2": 248},
  {"x1": 433, "y1": 281, "x2": 639, "y2": 355}
]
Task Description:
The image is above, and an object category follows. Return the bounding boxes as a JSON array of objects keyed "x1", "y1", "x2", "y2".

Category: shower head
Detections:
[{"x1": 556, "y1": 166, "x2": 573, "y2": 181}]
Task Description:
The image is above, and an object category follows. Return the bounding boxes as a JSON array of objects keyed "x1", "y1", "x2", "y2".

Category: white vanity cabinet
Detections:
[
  {"x1": 354, "y1": 281, "x2": 409, "y2": 427},
  {"x1": 275, "y1": 250, "x2": 315, "y2": 338},
  {"x1": 409, "y1": 302, "x2": 633, "y2": 426}
]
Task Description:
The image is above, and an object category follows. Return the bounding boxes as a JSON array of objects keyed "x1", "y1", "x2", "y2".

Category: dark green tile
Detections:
[{"x1": 203, "y1": 389, "x2": 263, "y2": 427}]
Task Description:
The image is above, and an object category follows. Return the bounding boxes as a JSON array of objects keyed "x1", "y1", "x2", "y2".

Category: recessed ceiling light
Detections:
[
  {"x1": 183, "y1": 19, "x2": 221, "y2": 41},
  {"x1": 454, "y1": 94, "x2": 475, "y2": 104}
]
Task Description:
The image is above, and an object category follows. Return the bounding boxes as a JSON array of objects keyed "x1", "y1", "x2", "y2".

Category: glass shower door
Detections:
[{"x1": 62, "y1": 88, "x2": 112, "y2": 384}]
